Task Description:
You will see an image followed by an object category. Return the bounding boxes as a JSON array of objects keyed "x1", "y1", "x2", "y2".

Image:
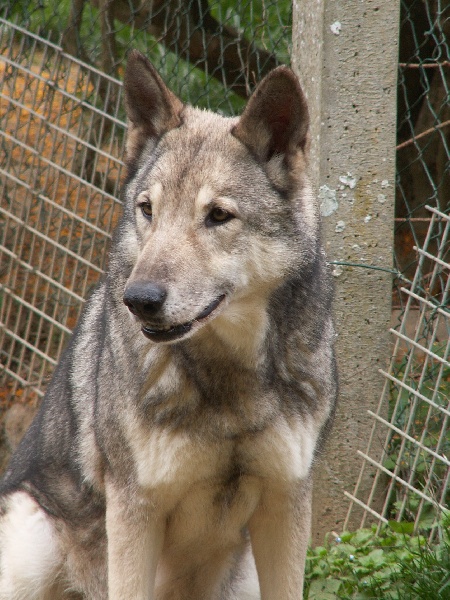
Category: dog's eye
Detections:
[
  {"x1": 206, "y1": 207, "x2": 234, "y2": 227},
  {"x1": 140, "y1": 202, "x2": 153, "y2": 220}
]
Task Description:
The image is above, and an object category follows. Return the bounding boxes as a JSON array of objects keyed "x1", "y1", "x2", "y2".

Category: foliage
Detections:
[{"x1": 304, "y1": 516, "x2": 450, "y2": 599}]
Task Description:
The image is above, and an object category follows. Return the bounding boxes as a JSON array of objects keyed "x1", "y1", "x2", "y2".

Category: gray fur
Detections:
[{"x1": 0, "y1": 51, "x2": 337, "y2": 600}]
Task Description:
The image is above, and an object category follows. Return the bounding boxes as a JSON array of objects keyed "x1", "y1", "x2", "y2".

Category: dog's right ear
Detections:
[{"x1": 124, "y1": 50, "x2": 184, "y2": 167}]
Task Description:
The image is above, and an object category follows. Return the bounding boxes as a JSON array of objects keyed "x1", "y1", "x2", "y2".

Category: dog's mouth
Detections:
[{"x1": 141, "y1": 295, "x2": 226, "y2": 343}]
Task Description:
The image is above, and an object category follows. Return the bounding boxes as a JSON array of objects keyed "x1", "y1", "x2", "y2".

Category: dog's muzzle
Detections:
[{"x1": 123, "y1": 282, "x2": 225, "y2": 343}]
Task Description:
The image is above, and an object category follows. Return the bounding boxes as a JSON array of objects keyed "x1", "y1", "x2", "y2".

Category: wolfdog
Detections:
[{"x1": 0, "y1": 51, "x2": 337, "y2": 599}]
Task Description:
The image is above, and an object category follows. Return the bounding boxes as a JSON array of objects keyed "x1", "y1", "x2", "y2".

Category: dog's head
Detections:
[{"x1": 119, "y1": 51, "x2": 317, "y2": 345}]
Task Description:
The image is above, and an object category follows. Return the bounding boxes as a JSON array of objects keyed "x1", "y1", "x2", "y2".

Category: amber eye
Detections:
[
  {"x1": 140, "y1": 202, "x2": 153, "y2": 220},
  {"x1": 207, "y1": 207, "x2": 234, "y2": 226}
]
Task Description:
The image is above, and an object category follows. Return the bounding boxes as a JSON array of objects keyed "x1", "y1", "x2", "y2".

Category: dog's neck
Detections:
[{"x1": 194, "y1": 295, "x2": 270, "y2": 370}]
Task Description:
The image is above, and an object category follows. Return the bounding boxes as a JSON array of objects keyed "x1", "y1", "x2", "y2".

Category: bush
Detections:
[{"x1": 305, "y1": 516, "x2": 450, "y2": 599}]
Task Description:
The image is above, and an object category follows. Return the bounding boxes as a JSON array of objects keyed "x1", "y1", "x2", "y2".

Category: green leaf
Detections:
[
  {"x1": 358, "y1": 548, "x2": 386, "y2": 569},
  {"x1": 340, "y1": 531, "x2": 354, "y2": 543},
  {"x1": 352, "y1": 529, "x2": 375, "y2": 546},
  {"x1": 368, "y1": 548, "x2": 386, "y2": 566},
  {"x1": 383, "y1": 457, "x2": 397, "y2": 470},
  {"x1": 417, "y1": 507, "x2": 439, "y2": 530},
  {"x1": 388, "y1": 520, "x2": 414, "y2": 534},
  {"x1": 335, "y1": 543, "x2": 357, "y2": 555},
  {"x1": 307, "y1": 578, "x2": 342, "y2": 599}
]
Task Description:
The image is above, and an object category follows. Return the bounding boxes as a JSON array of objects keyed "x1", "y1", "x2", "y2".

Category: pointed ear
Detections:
[
  {"x1": 232, "y1": 66, "x2": 310, "y2": 162},
  {"x1": 124, "y1": 50, "x2": 184, "y2": 166}
]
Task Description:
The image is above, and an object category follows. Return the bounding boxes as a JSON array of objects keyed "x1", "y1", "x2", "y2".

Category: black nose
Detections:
[{"x1": 123, "y1": 282, "x2": 168, "y2": 319}]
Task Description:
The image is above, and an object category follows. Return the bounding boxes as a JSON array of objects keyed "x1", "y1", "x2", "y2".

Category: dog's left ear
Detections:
[
  {"x1": 232, "y1": 67, "x2": 309, "y2": 162},
  {"x1": 124, "y1": 50, "x2": 184, "y2": 167}
]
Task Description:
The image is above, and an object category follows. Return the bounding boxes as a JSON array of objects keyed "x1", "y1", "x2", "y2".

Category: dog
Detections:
[{"x1": 0, "y1": 50, "x2": 337, "y2": 599}]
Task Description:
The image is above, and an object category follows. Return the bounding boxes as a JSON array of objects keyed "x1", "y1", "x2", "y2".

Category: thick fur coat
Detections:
[{"x1": 0, "y1": 51, "x2": 337, "y2": 600}]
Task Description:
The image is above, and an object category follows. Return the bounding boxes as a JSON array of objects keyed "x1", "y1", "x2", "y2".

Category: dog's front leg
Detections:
[
  {"x1": 105, "y1": 477, "x2": 164, "y2": 600},
  {"x1": 248, "y1": 476, "x2": 312, "y2": 600}
]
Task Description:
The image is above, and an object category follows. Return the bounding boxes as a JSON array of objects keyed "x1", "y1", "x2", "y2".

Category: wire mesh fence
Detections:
[
  {"x1": 0, "y1": 0, "x2": 449, "y2": 533},
  {"x1": 345, "y1": 0, "x2": 450, "y2": 537},
  {"x1": 345, "y1": 206, "x2": 449, "y2": 540},
  {"x1": 0, "y1": 19, "x2": 126, "y2": 404}
]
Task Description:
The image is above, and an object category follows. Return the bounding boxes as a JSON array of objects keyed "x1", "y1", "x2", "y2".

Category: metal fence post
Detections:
[{"x1": 292, "y1": 0, "x2": 400, "y2": 542}]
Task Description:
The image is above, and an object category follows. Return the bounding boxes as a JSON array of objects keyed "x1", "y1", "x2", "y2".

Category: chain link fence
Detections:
[
  {"x1": 0, "y1": 0, "x2": 449, "y2": 533},
  {"x1": 394, "y1": 0, "x2": 450, "y2": 287},
  {"x1": 4, "y1": 0, "x2": 291, "y2": 115}
]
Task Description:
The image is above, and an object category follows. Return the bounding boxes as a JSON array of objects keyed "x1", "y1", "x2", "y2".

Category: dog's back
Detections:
[{"x1": 0, "y1": 52, "x2": 337, "y2": 600}]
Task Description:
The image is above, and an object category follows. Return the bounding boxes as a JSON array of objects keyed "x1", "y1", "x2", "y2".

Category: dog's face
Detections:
[{"x1": 120, "y1": 52, "x2": 315, "y2": 344}]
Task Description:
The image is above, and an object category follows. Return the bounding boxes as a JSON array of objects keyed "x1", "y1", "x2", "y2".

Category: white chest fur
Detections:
[
  {"x1": 126, "y1": 413, "x2": 318, "y2": 509},
  {"x1": 123, "y1": 412, "x2": 318, "y2": 589}
]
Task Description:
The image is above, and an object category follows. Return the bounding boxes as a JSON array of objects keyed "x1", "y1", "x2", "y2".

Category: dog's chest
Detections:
[
  {"x1": 124, "y1": 412, "x2": 317, "y2": 562},
  {"x1": 127, "y1": 413, "x2": 317, "y2": 510}
]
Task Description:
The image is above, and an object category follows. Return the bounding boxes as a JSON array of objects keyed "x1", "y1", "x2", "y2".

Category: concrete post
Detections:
[{"x1": 292, "y1": 0, "x2": 400, "y2": 543}]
